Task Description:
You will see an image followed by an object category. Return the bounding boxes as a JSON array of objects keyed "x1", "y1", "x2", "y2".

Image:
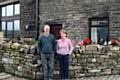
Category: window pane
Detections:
[
  {"x1": 2, "y1": 22, "x2": 6, "y2": 31},
  {"x1": 2, "y1": 7, "x2": 6, "y2": 16},
  {"x1": 15, "y1": 4, "x2": 20, "y2": 15},
  {"x1": 7, "y1": 22, "x2": 13, "y2": 31},
  {"x1": 91, "y1": 27, "x2": 98, "y2": 43},
  {"x1": 6, "y1": 5, "x2": 13, "y2": 16},
  {"x1": 14, "y1": 20, "x2": 20, "y2": 31},
  {"x1": 98, "y1": 27, "x2": 108, "y2": 42},
  {"x1": 91, "y1": 27, "x2": 109, "y2": 43}
]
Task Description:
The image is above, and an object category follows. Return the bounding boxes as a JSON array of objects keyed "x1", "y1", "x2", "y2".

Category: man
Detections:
[{"x1": 38, "y1": 24, "x2": 56, "y2": 80}]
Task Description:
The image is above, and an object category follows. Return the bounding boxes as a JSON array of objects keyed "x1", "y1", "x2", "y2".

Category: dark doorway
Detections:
[{"x1": 49, "y1": 24, "x2": 62, "y2": 39}]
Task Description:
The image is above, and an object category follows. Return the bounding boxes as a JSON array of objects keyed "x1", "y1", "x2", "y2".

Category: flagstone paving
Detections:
[{"x1": 1, "y1": 73, "x2": 120, "y2": 80}]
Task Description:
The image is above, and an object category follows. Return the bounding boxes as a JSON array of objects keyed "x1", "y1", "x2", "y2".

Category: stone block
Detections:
[{"x1": 86, "y1": 45, "x2": 98, "y2": 51}]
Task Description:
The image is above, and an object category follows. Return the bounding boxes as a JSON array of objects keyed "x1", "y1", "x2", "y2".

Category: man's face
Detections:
[{"x1": 44, "y1": 25, "x2": 50, "y2": 33}]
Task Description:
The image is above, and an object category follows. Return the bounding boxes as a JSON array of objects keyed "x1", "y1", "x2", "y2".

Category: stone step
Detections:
[
  {"x1": 0, "y1": 73, "x2": 12, "y2": 80},
  {"x1": 0, "y1": 73, "x2": 29, "y2": 80}
]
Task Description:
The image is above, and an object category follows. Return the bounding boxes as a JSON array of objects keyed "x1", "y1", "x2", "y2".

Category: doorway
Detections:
[{"x1": 49, "y1": 24, "x2": 62, "y2": 39}]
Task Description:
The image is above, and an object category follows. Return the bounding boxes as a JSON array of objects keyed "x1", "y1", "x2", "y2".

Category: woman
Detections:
[{"x1": 57, "y1": 29, "x2": 73, "y2": 80}]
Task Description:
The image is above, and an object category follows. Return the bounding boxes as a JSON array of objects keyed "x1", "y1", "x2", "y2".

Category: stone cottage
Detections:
[{"x1": 0, "y1": 0, "x2": 120, "y2": 43}]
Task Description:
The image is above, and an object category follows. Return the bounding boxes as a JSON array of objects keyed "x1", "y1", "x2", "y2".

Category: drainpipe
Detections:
[{"x1": 35, "y1": 0, "x2": 39, "y2": 40}]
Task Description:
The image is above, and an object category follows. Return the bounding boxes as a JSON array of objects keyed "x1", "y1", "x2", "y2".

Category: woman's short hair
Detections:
[{"x1": 60, "y1": 29, "x2": 68, "y2": 37}]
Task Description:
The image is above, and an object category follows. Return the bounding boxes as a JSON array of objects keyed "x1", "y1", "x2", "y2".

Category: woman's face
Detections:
[{"x1": 60, "y1": 32, "x2": 66, "y2": 38}]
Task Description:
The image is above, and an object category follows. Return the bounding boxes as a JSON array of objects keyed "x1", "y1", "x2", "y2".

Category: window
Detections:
[
  {"x1": 1, "y1": 3, "x2": 20, "y2": 38},
  {"x1": 91, "y1": 27, "x2": 109, "y2": 43},
  {"x1": 91, "y1": 27, "x2": 98, "y2": 43},
  {"x1": 2, "y1": 7, "x2": 6, "y2": 16},
  {"x1": 2, "y1": 22, "x2": 6, "y2": 31},
  {"x1": 6, "y1": 5, "x2": 13, "y2": 16},
  {"x1": 7, "y1": 22, "x2": 13, "y2": 38},
  {"x1": 97, "y1": 27, "x2": 108, "y2": 42},
  {"x1": 2, "y1": 4, "x2": 20, "y2": 17},
  {"x1": 14, "y1": 20, "x2": 20, "y2": 31},
  {"x1": 89, "y1": 17, "x2": 109, "y2": 43},
  {"x1": 15, "y1": 4, "x2": 20, "y2": 15},
  {"x1": 7, "y1": 22, "x2": 13, "y2": 31}
]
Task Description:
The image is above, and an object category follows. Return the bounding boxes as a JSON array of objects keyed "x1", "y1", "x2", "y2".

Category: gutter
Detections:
[{"x1": 0, "y1": 0, "x2": 19, "y2": 6}]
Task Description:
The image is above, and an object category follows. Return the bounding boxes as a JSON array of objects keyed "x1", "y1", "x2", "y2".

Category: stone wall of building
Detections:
[
  {"x1": 20, "y1": 0, "x2": 36, "y2": 38},
  {"x1": 39, "y1": 0, "x2": 120, "y2": 40},
  {"x1": 0, "y1": 0, "x2": 120, "y2": 39},
  {"x1": 0, "y1": 0, "x2": 7, "y2": 2}
]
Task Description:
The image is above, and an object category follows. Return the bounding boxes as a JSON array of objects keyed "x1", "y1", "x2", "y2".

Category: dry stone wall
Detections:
[{"x1": 0, "y1": 39, "x2": 120, "y2": 79}]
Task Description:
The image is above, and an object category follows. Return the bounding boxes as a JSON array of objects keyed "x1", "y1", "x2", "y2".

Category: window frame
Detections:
[
  {"x1": 1, "y1": 2, "x2": 20, "y2": 38},
  {"x1": 89, "y1": 17, "x2": 110, "y2": 43}
]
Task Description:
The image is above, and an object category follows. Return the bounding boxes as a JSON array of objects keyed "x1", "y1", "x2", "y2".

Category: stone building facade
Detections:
[{"x1": 0, "y1": 0, "x2": 120, "y2": 42}]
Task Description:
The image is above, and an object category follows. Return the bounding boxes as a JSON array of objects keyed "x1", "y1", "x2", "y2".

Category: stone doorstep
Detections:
[
  {"x1": 0, "y1": 73, "x2": 12, "y2": 80},
  {"x1": 0, "y1": 73, "x2": 6, "y2": 76}
]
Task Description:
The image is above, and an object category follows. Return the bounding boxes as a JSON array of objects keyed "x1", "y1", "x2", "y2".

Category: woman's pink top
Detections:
[{"x1": 57, "y1": 38, "x2": 73, "y2": 55}]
